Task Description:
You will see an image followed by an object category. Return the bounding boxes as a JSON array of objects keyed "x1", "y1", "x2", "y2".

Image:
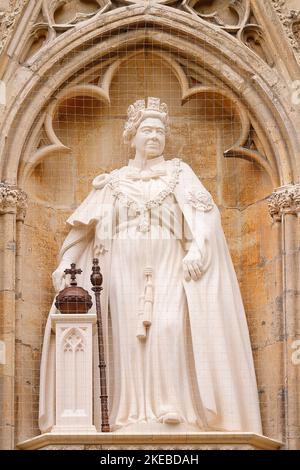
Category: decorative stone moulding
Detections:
[
  {"x1": 0, "y1": 182, "x2": 28, "y2": 219},
  {"x1": 51, "y1": 313, "x2": 97, "y2": 434},
  {"x1": 3, "y1": 1, "x2": 274, "y2": 69},
  {"x1": 1, "y1": 0, "x2": 296, "y2": 194},
  {"x1": 271, "y1": 0, "x2": 300, "y2": 53},
  {"x1": 268, "y1": 183, "x2": 300, "y2": 222},
  {"x1": 182, "y1": 0, "x2": 275, "y2": 69},
  {"x1": 0, "y1": 0, "x2": 28, "y2": 55}
]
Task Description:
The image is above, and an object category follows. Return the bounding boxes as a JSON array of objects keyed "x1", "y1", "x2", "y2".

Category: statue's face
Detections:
[{"x1": 131, "y1": 117, "x2": 166, "y2": 158}]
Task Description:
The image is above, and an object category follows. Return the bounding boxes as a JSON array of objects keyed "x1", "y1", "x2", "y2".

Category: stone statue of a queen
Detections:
[{"x1": 39, "y1": 97, "x2": 262, "y2": 434}]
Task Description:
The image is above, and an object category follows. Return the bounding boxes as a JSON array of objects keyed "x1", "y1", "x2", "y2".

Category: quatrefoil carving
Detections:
[{"x1": 22, "y1": 50, "x2": 277, "y2": 205}]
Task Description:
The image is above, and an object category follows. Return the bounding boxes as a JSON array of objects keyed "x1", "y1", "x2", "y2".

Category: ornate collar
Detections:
[{"x1": 108, "y1": 158, "x2": 182, "y2": 232}]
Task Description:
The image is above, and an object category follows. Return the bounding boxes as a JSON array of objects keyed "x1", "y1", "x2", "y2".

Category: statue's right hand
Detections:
[
  {"x1": 182, "y1": 247, "x2": 204, "y2": 282},
  {"x1": 52, "y1": 268, "x2": 67, "y2": 293}
]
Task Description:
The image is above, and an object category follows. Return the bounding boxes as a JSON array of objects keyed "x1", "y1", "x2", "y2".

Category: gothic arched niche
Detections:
[{"x1": 15, "y1": 44, "x2": 283, "y2": 443}]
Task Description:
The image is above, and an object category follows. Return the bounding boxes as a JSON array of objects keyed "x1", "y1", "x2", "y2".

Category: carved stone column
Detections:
[
  {"x1": 268, "y1": 184, "x2": 300, "y2": 450},
  {"x1": 0, "y1": 182, "x2": 27, "y2": 450}
]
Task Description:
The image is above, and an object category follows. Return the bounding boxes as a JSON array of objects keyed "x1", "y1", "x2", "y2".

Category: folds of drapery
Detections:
[{"x1": 39, "y1": 160, "x2": 262, "y2": 434}]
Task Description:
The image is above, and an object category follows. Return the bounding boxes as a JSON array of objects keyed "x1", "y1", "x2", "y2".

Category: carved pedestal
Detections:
[
  {"x1": 17, "y1": 432, "x2": 282, "y2": 451},
  {"x1": 51, "y1": 313, "x2": 97, "y2": 434}
]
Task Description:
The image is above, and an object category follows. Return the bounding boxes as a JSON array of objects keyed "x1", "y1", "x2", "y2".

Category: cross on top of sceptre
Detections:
[{"x1": 64, "y1": 263, "x2": 82, "y2": 286}]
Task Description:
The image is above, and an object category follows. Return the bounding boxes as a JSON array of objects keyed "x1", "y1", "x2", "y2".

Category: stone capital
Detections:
[
  {"x1": 268, "y1": 183, "x2": 300, "y2": 222},
  {"x1": 0, "y1": 182, "x2": 28, "y2": 220}
]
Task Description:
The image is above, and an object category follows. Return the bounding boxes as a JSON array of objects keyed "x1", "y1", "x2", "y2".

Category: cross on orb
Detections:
[{"x1": 64, "y1": 263, "x2": 82, "y2": 286}]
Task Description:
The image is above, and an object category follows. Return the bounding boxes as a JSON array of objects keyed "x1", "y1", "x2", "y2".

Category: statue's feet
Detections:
[{"x1": 161, "y1": 412, "x2": 182, "y2": 424}]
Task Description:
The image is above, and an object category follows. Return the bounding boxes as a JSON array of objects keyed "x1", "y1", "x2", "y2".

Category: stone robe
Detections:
[{"x1": 39, "y1": 155, "x2": 262, "y2": 434}]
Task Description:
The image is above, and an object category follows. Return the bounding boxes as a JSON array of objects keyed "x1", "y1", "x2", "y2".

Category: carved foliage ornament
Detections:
[
  {"x1": 182, "y1": 0, "x2": 251, "y2": 33},
  {"x1": 0, "y1": 0, "x2": 28, "y2": 54},
  {"x1": 182, "y1": 0, "x2": 273, "y2": 64},
  {"x1": 268, "y1": 184, "x2": 300, "y2": 222},
  {"x1": 41, "y1": 0, "x2": 251, "y2": 35},
  {"x1": 0, "y1": 182, "x2": 28, "y2": 218}
]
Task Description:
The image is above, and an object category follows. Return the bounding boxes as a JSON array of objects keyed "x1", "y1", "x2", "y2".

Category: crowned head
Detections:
[{"x1": 123, "y1": 97, "x2": 170, "y2": 146}]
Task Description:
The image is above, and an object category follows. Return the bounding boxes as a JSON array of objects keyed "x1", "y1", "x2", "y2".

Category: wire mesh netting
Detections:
[{"x1": 0, "y1": 1, "x2": 285, "y2": 447}]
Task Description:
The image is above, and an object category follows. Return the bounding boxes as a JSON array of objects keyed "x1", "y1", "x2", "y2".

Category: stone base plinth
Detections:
[{"x1": 17, "y1": 432, "x2": 283, "y2": 451}]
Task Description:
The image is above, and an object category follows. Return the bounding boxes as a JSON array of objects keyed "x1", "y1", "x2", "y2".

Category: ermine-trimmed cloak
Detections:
[{"x1": 39, "y1": 158, "x2": 262, "y2": 434}]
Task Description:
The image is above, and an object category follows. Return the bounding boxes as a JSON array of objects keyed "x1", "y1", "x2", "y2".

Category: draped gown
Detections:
[
  {"x1": 39, "y1": 155, "x2": 263, "y2": 435},
  {"x1": 108, "y1": 155, "x2": 204, "y2": 431}
]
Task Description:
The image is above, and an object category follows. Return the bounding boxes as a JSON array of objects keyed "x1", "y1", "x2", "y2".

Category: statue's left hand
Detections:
[{"x1": 182, "y1": 246, "x2": 203, "y2": 282}]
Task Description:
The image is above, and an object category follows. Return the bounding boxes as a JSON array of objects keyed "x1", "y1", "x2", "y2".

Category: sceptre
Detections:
[{"x1": 90, "y1": 258, "x2": 110, "y2": 432}]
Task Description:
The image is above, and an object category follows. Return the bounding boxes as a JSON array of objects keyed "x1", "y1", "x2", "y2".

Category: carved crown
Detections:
[
  {"x1": 123, "y1": 97, "x2": 169, "y2": 143},
  {"x1": 126, "y1": 97, "x2": 168, "y2": 122}
]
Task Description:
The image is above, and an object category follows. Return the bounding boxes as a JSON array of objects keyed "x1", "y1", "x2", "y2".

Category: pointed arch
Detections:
[{"x1": 0, "y1": 4, "x2": 298, "y2": 185}]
